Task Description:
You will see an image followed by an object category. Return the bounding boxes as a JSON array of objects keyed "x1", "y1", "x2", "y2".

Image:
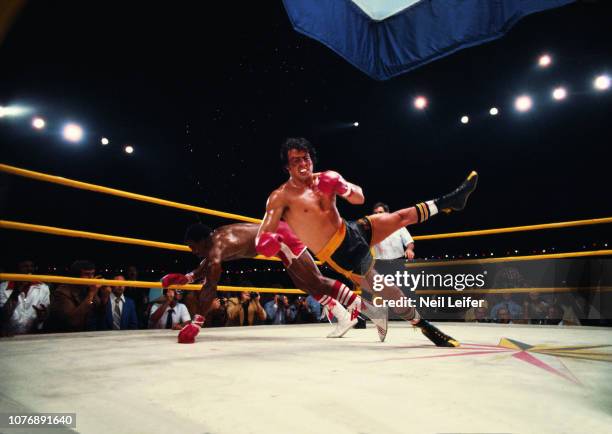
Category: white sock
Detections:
[{"x1": 426, "y1": 200, "x2": 438, "y2": 216}]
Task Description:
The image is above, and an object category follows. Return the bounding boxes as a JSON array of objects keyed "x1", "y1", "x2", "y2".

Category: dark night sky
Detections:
[{"x1": 1, "y1": 0, "x2": 611, "y2": 274}]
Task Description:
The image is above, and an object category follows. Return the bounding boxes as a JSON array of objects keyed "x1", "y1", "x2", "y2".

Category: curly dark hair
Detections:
[
  {"x1": 280, "y1": 137, "x2": 317, "y2": 168},
  {"x1": 184, "y1": 223, "x2": 213, "y2": 243}
]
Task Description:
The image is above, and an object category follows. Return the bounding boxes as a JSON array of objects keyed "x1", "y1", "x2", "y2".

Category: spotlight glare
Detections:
[
  {"x1": 101, "y1": 137, "x2": 109, "y2": 145},
  {"x1": 413, "y1": 96, "x2": 427, "y2": 110},
  {"x1": 594, "y1": 74, "x2": 610, "y2": 91},
  {"x1": 538, "y1": 54, "x2": 552, "y2": 68},
  {"x1": 514, "y1": 95, "x2": 533, "y2": 112},
  {"x1": 0, "y1": 105, "x2": 29, "y2": 118},
  {"x1": 460, "y1": 115, "x2": 469, "y2": 124},
  {"x1": 353, "y1": 121, "x2": 359, "y2": 127},
  {"x1": 552, "y1": 87, "x2": 567, "y2": 101},
  {"x1": 63, "y1": 123, "x2": 83, "y2": 142},
  {"x1": 124, "y1": 145, "x2": 134, "y2": 154},
  {"x1": 489, "y1": 107, "x2": 499, "y2": 116},
  {"x1": 32, "y1": 117, "x2": 46, "y2": 129}
]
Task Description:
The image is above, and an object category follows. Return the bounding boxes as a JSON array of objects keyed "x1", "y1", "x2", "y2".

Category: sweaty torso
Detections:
[
  {"x1": 281, "y1": 176, "x2": 342, "y2": 253},
  {"x1": 212, "y1": 223, "x2": 259, "y2": 261}
]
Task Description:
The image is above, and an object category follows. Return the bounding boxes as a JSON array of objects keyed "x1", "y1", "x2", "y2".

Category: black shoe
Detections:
[
  {"x1": 435, "y1": 171, "x2": 478, "y2": 214},
  {"x1": 415, "y1": 319, "x2": 460, "y2": 347}
]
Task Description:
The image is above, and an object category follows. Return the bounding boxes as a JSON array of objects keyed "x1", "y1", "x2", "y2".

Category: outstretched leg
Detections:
[
  {"x1": 368, "y1": 171, "x2": 478, "y2": 245},
  {"x1": 285, "y1": 249, "x2": 388, "y2": 339}
]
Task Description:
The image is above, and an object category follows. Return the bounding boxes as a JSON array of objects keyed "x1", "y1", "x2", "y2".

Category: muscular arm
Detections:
[
  {"x1": 342, "y1": 180, "x2": 365, "y2": 205},
  {"x1": 190, "y1": 259, "x2": 208, "y2": 281},
  {"x1": 256, "y1": 188, "x2": 286, "y2": 241},
  {"x1": 196, "y1": 252, "x2": 223, "y2": 316}
]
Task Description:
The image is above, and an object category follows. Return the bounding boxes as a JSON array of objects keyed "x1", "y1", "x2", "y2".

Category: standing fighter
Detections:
[
  {"x1": 256, "y1": 138, "x2": 478, "y2": 347},
  {"x1": 161, "y1": 220, "x2": 388, "y2": 340}
]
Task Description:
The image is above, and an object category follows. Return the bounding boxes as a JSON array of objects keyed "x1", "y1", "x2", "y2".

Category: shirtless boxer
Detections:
[
  {"x1": 161, "y1": 220, "x2": 388, "y2": 339},
  {"x1": 256, "y1": 137, "x2": 478, "y2": 347}
]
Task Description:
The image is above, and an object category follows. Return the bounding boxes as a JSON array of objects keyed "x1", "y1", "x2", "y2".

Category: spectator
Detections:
[
  {"x1": 522, "y1": 291, "x2": 549, "y2": 325},
  {"x1": 204, "y1": 297, "x2": 228, "y2": 328},
  {"x1": 464, "y1": 300, "x2": 490, "y2": 323},
  {"x1": 227, "y1": 291, "x2": 266, "y2": 326},
  {"x1": 497, "y1": 307, "x2": 512, "y2": 324},
  {"x1": 0, "y1": 259, "x2": 50, "y2": 336},
  {"x1": 46, "y1": 260, "x2": 104, "y2": 333},
  {"x1": 306, "y1": 295, "x2": 323, "y2": 322},
  {"x1": 544, "y1": 303, "x2": 565, "y2": 325},
  {"x1": 293, "y1": 296, "x2": 318, "y2": 324},
  {"x1": 148, "y1": 288, "x2": 191, "y2": 329},
  {"x1": 490, "y1": 293, "x2": 523, "y2": 321},
  {"x1": 96, "y1": 275, "x2": 138, "y2": 330},
  {"x1": 264, "y1": 294, "x2": 295, "y2": 324},
  {"x1": 371, "y1": 202, "x2": 415, "y2": 260},
  {"x1": 123, "y1": 265, "x2": 149, "y2": 328}
]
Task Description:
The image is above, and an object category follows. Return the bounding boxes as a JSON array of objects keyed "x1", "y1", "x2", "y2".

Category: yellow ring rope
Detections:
[
  {"x1": 404, "y1": 250, "x2": 612, "y2": 268},
  {"x1": 2, "y1": 163, "x2": 611, "y2": 240},
  {"x1": 0, "y1": 220, "x2": 282, "y2": 262},
  {"x1": 0, "y1": 274, "x2": 307, "y2": 295},
  {"x1": 412, "y1": 217, "x2": 612, "y2": 240},
  {"x1": 0, "y1": 163, "x2": 261, "y2": 223},
  {"x1": 2, "y1": 274, "x2": 608, "y2": 295}
]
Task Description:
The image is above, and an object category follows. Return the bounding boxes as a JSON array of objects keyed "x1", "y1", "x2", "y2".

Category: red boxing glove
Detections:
[
  {"x1": 178, "y1": 314, "x2": 204, "y2": 344},
  {"x1": 256, "y1": 232, "x2": 283, "y2": 257},
  {"x1": 317, "y1": 171, "x2": 350, "y2": 197},
  {"x1": 161, "y1": 273, "x2": 194, "y2": 289}
]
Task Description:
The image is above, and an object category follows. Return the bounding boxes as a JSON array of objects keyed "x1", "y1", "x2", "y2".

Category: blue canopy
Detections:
[{"x1": 283, "y1": 0, "x2": 575, "y2": 80}]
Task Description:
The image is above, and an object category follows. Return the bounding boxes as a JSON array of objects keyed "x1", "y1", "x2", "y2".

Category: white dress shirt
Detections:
[
  {"x1": 149, "y1": 302, "x2": 191, "y2": 329},
  {"x1": 373, "y1": 227, "x2": 414, "y2": 260},
  {"x1": 0, "y1": 281, "x2": 50, "y2": 334}
]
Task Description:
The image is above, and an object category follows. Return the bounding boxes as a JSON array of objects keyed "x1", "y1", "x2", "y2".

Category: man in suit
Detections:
[{"x1": 97, "y1": 275, "x2": 138, "y2": 330}]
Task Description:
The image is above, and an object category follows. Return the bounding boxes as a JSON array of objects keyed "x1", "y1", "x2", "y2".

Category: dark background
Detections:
[{"x1": 1, "y1": 0, "x2": 611, "y2": 282}]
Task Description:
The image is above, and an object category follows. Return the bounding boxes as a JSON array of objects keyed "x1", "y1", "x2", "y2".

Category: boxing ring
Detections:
[
  {"x1": 2, "y1": 324, "x2": 611, "y2": 434},
  {"x1": 1, "y1": 163, "x2": 612, "y2": 434}
]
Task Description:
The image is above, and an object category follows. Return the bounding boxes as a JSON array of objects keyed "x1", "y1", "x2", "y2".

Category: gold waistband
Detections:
[{"x1": 315, "y1": 222, "x2": 347, "y2": 263}]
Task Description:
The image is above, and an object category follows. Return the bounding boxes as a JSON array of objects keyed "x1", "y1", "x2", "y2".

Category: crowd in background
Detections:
[
  {"x1": 2, "y1": 257, "x2": 594, "y2": 337},
  {"x1": 0, "y1": 259, "x2": 333, "y2": 337}
]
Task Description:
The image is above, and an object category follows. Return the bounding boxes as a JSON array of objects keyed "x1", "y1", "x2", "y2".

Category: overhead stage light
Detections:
[
  {"x1": 514, "y1": 95, "x2": 533, "y2": 112},
  {"x1": 414, "y1": 96, "x2": 427, "y2": 110},
  {"x1": 32, "y1": 117, "x2": 46, "y2": 129},
  {"x1": 124, "y1": 145, "x2": 134, "y2": 154},
  {"x1": 538, "y1": 54, "x2": 552, "y2": 68},
  {"x1": 353, "y1": 122, "x2": 359, "y2": 127},
  {"x1": 101, "y1": 137, "x2": 109, "y2": 145},
  {"x1": 552, "y1": 87, "x2": 567, "y2": 101},
  {"x1": 63, "y1": 123, "x2": 83, "y2": 142},
  {"x1": 0, "y1": 105, "x2": 29, "y2": 118},
  {"x1": 460, "y1": 115, "x2": 469, "y2": 124},
  {"x1": 594, "y1": 74, "x2": 610, "y2": 91},
  {"x1": 489, "y1": 107, "x2": 499, "y2": 116}
]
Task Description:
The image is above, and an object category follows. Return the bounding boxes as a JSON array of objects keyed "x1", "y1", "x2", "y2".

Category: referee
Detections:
[{"x1": 371, "y1": 202, "x2": 415, "y2": 260}]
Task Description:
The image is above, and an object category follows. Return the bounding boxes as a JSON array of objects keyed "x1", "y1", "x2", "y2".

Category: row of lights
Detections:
[
  {"x1": 415, "y1": 74, "x2": 609, "y2": 124},
  {"x1": 0, "y1": 109, "x2": 135, "y2": 154},
  {"x1": 407, "y1": 54, "x2": 610, "y2": 124},
  {"x1": 349, "y1": 66, "x2": 609, "y2": 127}
]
